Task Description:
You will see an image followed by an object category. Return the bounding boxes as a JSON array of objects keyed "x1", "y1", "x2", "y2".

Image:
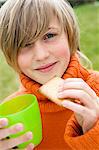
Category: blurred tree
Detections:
[
  {"x1": 0, "y1": 0, "x2": 97, "y2": 8},
  {"x1": 68, "y1": 0, "x2": 96, "y2": 7}
]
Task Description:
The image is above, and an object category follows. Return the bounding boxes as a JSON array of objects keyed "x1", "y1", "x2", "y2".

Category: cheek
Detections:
[
  {"x1": 17, "y1": 48, "x2": 34, "y2": 69},
  {"x1": 18, "y1": 54, "x2": 30, "y2": 69},
  {"x1": 54, "y1": 45, "x2": 70, "y2": 59}
]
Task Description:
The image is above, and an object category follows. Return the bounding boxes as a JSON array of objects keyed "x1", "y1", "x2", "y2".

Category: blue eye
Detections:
[
  {"x1": 47, "y1": 33, "x2": 54, "y2": 38},
  {"x1": 44, "y1": 33, "x2": 56, "y2": 40}
]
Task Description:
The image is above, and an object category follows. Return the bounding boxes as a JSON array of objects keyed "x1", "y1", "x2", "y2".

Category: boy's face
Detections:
[{"x1": 18, "y1": 17, "x2": 70, "y2": 84}]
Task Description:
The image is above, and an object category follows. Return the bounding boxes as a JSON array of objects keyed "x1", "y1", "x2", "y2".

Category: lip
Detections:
[{"x1": 35, "y1": 62, "x2": 58, "y2": 73}]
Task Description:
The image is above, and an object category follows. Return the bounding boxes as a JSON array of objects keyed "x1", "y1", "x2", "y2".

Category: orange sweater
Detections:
[{"x1": 6, "y1": 55, "x2": 99, "y2": 149}]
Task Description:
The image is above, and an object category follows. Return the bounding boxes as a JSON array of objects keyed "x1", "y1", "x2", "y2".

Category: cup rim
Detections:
[{"x1": 0, "y1": 94, "x2": 37, "y2": 117}]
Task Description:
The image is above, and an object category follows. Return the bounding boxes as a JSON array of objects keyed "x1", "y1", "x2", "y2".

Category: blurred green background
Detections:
[
  {"x1": 0, "y1": 2, "x2": 99, "y2": 100},
  {"x1": 75, "y1": 2, "x2": 99, "y2": 69}
]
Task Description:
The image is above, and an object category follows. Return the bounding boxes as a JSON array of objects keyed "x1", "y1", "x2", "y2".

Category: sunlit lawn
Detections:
[
  {"x1": 0, "y1": 2, "x2": 99, "y2": 100},
  {"x1": 75, "y1": 2, "x2": 99, "y2": 70}
]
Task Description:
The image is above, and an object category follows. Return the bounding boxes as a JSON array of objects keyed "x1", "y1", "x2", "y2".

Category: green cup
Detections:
[{"x1": 0, "y1": 94, "x2": 42, "y2": 148}]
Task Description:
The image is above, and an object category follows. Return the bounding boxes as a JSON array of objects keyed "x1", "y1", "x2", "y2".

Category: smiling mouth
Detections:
[{"x1": 35, "y1": 62, "x2": 58, "y2": 73}]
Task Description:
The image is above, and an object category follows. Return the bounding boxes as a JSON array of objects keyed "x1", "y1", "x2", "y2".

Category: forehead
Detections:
[{"x1": 47, "y1": 16, "x2": 62, "y2": 30}]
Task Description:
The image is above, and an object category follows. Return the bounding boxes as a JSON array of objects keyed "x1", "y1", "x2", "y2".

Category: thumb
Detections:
[{"x1": 26, "y1": 143, "x2": 35, "y2": 150}]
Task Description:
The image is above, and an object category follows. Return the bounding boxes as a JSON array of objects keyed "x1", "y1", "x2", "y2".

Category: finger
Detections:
[
  {"x1": 64, "y1": 78, "x2": 85, "y2": 83},
  {"x1": 26, "y1": 143, "x2": 35, "y2": 150},
  {"x1": 59, "y1": 80, "x2": 97, "y2": 99},
  {"x1": 61, "y1": 100, "x2": 89, "y2": 116},
  {"x1": 58, "y1": 89, "x2": 94, "y2": 108},
  {"x1": 58, "y1": 78, "x2": 82, "y2": 91},
  {"x1": 0, "y1": 123, "x2": 24, "y2": 140},
  {"x1": 0, "y1": 131, "x2": 33, "y2": 150},
  {"x1": 0, "y1": 118, "x2": 8, "y2": 128}
]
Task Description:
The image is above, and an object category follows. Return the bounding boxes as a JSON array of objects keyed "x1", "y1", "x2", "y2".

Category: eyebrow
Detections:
[{"x1": 48, "y1": 27, "x2": 58, "y2": 30}]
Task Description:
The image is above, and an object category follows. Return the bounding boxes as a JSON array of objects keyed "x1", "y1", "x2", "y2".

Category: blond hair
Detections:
[{"x1": 0, "y1": 0, "x2": 80, "y2": 72}]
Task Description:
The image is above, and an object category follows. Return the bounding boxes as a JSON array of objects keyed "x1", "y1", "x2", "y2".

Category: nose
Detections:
[{"x1": 34, "y1": 42, "x2": 50, "y2": 61}]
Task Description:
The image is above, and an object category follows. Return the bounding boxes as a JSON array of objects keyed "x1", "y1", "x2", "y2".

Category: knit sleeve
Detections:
[
  {"x1": 86, "y1": 71, "x2": 99, "y2": 96},
  {"x1": 64, "y1": 114, "x2": 99, "y2": 149},
  {"x1": 64, "y1": 71, "x2": 99, "y2": 149}
]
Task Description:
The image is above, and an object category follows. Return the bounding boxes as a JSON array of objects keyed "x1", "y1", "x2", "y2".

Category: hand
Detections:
[
  {"x1": 0, "y1": 118, "x2": 34, "y2": 150},
  {"x1": 57, "y1": 78, "x2": 99, "y2": 133}
]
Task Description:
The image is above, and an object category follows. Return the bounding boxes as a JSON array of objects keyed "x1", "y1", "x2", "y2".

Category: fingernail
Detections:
[
  {"x1": 15, "y1": 123, "x2": 24, "y2": 131},
  {"x1": 0, "y1": 118, "x2": 8, "y2": 127},
  {"x1": 61, "y1": 101, "x2": 67, "y2": 107},
  {"x1": 58, "y1": 87, "x2": 63, "y2": 92},
  {"x1": 26, "y1": 131, "x2": 33, "y2": 140},
  {"x1": 58, "y1": 84, "x2": 63, "y2": 92},
  {"x1": 29, "y1": 143, "x2": 35, "y2": 149},
  {"x1": 57, "y1": 93, "x2": 63, "y2": 98}
]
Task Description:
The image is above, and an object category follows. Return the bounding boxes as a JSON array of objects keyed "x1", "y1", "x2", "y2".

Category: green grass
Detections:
[
  {"x1": 0, "y1": 3, "x2": 99, "y2": 100},
  {"x1": 0, "y1": 53, "x2": 19, "y2": 100},
  {"x1": 74, "y1": 2, "x2": 99, "y2": 70}
]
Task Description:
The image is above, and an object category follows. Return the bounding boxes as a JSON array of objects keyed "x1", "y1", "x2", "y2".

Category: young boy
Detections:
[{"x1": 0, "y1": 0, "x2": 99, "y2": 149}]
